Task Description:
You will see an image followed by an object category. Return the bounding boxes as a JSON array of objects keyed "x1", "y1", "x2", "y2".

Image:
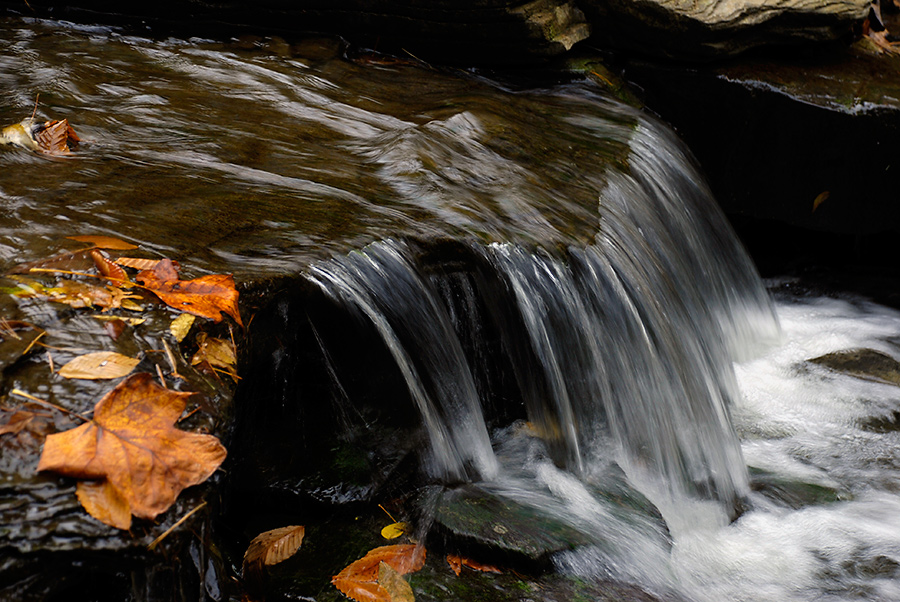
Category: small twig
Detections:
[
  {"x1": 10, "y1": 389, "x2": 89, "y2": 422},
  {"x1": 21, "y1": 330, "x2": 46, "y2": 356},
  {"x1": 161, "y1": 339, "x2": 184, "y2": 381},
  {"x1": 378, "y1": 504, "x2": 397, "y2": 523},
  {"x1": 178, "y1": 407, "x2": 200, "y2": 423},
  {"x1": 0, "y1": 318, "x2": 21, "y2": 340},
  {"x1": 155, "y1": 363, "x2": 168, "y2": 389},
  {"x1": 30, "y1": 93, "x2": 39, "y2": 120},
  {"x1": 147, "y1": 501, "x2": 208, "y2": 551},
  {"x1": 47, "y1": 350, "x2": 55, "y2": 374}
]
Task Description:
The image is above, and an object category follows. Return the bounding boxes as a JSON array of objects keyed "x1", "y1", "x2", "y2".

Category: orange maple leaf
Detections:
[
  {"x1": 136, "y1": 259, "x2": 242, "y2": 326},
  {"x1": 332, "y1": 544, "x2": 425, "y2": 602},
  {"x1": 37, "y1": 373, "x2": 227, "y2": 529}
]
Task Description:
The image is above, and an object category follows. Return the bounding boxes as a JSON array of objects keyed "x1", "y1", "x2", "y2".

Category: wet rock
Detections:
[
  {"x1": 427, "y1": 484, "x2": 593, "y2": 569},
  {"x1": 620, "y1": 44, "x2": 900, "y2": 255},
  {"x1": 809, "y1": 348, "x2": 900, "y2": 385},
  {"x1": 582, "y1": 0, "x2": 868, "y2": 58},
  {"x1": 4, "y1": 0, "x2": 591, "y2": 65},
  {"x1": 748, "y1": 467, "x2": 850, "y2": 509}
]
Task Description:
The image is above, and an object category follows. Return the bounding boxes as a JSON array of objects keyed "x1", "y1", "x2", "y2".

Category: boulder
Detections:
[{"x1": 581, "y1": 0, "x2": 869, "y2": 58}]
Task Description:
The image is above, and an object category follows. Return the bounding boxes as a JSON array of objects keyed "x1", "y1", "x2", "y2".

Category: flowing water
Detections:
[{"x1": 2, "y1": 16, "x2": 900, "y2": 602}]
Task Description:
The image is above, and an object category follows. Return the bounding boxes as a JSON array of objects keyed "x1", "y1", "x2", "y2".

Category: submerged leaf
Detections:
[
  {"x1": 91, "y1": 250, "x2": 131, "y2": 284},
  {"x1": 190, "y1": 333, "x2": 236, "y2": 370},
  {"x1": 445, "y1": 554, "x2": 501, "y2": 576},
  {"x1": 378, "y1": 562, "x2": 415, "y2": 602},
  {"x1": 333, "y1": 544, "x2": 425, "y2": 601},
  {"x1": 58, "y1": 351, "x2": 140, "y2": 380},
  {"x1": 37, "y1": 373, "x2": 227, "y2": 526}
]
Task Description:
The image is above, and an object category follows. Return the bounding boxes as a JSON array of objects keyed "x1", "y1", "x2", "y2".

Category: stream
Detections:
[{"x1": 2, "y1": 16, "x2": 900, "y2": 602}]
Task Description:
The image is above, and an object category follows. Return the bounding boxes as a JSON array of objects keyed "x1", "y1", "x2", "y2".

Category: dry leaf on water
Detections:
[
  {"x1": 445, "y1": 554, "x2": 502, "y2": 577},
  {"x1": 58, "y1": 351, "x2": 140, "y2": 380},
  {"x1": 136, "y1": 259, "x2": 243, "y2": 326},
  {"x1": 67, "y1": 235, "x2": 137, "y2": 250},
  {"x1": 90, "y1": 250, "x2": 131, "y2": 284},
  {"x1": 332, "y1": 544, "x2": 425, "y2": 602},
  {"x1": 243, "y1": 525, "x2": 306, "y2": 574},
  {"x1": 170, "y1": 313, "x2": 196, "y2": 342},
  {"x1": 37, "y1": 373, "x2": 227, "y2": 529}
]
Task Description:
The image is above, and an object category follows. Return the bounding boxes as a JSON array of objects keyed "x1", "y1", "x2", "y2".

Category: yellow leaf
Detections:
[
  {"x1": 170, "y1": 314, "x2": 196, "y2": 343},
  {"x1": 92, "y1": 316, "x2": 146, "y2": 326},
  {"x1": 812, "y1": 191, "x2": 829, "y2": 212},
  {"x1": 381, "y1": 521, "x2": 409, "y2": 540},
  {"x1": 58, "y1": 351, "x2": 140, "y2": 380},
  {"x1": 378, "y1": 562, "x2": 415, "y2": 602}
]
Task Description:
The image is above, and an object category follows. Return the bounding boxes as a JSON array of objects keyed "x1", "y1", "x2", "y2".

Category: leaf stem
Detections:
[
  {"x1": 10, "y1": 389, "x2": 89, "y2": 422},
  {"x1": 147, "y1": 501, "x2": 208, "y2": 551}
]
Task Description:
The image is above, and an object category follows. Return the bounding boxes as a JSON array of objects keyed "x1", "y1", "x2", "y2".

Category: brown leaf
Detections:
[
  {"x1": 445, "y1": 554, "x2": 501, "y2": 576},
  {"x1": 76, "y1": 480, "x2": 132, "y2": 530},
  {"x1": 91, "y1": 250, "x2": 131, "y2": 284},
  {"x1": 58, "y1": 351, "x2": 140, "y2": 380},
  {"x1": 136, "y1": 259, "x2": 242, "y2": 326},
  {"x1": 378, "y1": 562, "x2": 415, "y2": 602},
  {"x1": 333, "y1": 544, "x2": 425, "y2": 602},
  {"x1": 67, "y1": 235, "x2": 137, "y2": 250},
  {"x1": 33, "y1": 119, "x2": 79, "y2": 155},
  {"x1": 243, "y1": 525, "x2": 306, "y2": 572},
  {"x1": 37, "y1": 373, "x2": 227, "y2": 526},
  {"x1": 116, "y1": 257, "x2": 178, "y2": 271},
  {"x1": 191, "y1": 333, "x2": 236, "y2": 371}
]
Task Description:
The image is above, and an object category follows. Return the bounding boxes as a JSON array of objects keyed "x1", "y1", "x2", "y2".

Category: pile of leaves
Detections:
[{"x1": 0, "y1": 235, "x2": 242, "y2": 530}]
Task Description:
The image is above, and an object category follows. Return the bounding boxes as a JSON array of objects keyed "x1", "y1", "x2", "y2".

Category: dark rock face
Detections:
[{"x1": 581, "y1": 0, "x2": 868, "y2": 59}]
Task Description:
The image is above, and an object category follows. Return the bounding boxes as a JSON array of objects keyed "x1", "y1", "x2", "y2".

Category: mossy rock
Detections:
[
  {"x1": 428, "y1": 484, "x2": 592, "y2": 569},
  {"x1": 748, "y1": 467, "x2": 850, "y2": 509}
]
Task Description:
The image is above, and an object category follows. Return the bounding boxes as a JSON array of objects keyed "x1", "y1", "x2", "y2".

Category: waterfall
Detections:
[{"x1": 307, "y1": 114, "x2": 779, "y2": 518}]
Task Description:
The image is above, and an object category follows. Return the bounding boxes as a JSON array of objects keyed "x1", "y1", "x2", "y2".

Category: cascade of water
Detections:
[{"x1": 308, "y1": 241, "x2": 499, "y2": 482}]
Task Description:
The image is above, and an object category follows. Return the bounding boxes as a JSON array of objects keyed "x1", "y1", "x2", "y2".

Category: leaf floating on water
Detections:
[
  {"x1": 91, "y1": 315, "x2": 146, "y2": 326},
  {"x1": 90, "y1": 250, "x2": 131, "y2": 285},
  {"x1": 76, "y1": 479, "x2": 132, "y2": 530},
  {"x1": 333, "y1": 544, "x2": 426, "y2": 602},
  {"x1": 116, "y1": 257, "x2": 178, "y2": 271},
  {"x1": 34, "y1": 119, "x2": 80, "y2": 155},
  {"x1": 58, "y1": 351, "x2": 140, "y2": 380},
  {"x1": 242, "y1": 525, "x2": 306, "y2": 575},
  {"x1": 137, "y1": 259, "x2": 243, "y2": 326},
  {"x1": 37, "y1": 373, "x2": 227, "y2": 528},
  {"x1": 191, "y1": 332, "x2": 237, "y2": 379},
  {"x1": 381, "y1": 521, "x2": 409, "y2": 540},
  {"x1": 68, "y1": 235, "x2": 138, "y2": 251},
  {"x1": 170, "y1": 313, "x2": 196, "y2": 343},
  {"x1": 378, "y1": 562, "x2": 415, "y2": 602}
]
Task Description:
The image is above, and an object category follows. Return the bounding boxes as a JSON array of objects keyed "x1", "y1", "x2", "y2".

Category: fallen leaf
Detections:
[
  {"x1": 378, "y1": 562, "x2": 415, "y2": 602},
  {"x1": 136, "y1": 259, "x2": 242, "y2": 326},
  {"x1": 812, "y1": 191, "x2": 829, "y2": 212},
  {"x1": 170, "y1": 314, "x2": 196, "y2": 342},
  {"x1": 76, "y1": 479, "x2": 132, "y2": 530},
  {"x1": 243, "y1": 525, "x2": 306, "y2": 577},
  {"x1": 37, "y1": 373, "x2": 227, "y2": 527},
  {"x1": 333, "y1": 544, "x2": 425, "y2": 602},
  {"x1": 58, "y1": 351, "x2": 140, "y2": 380},
  {"x1": 191, "y1": 332, "x2": 236, "y2": 371},
  {"x1": 91, "y1": 315, "x2": 146, "y2": 326},
  {"x1": 116, "y1": 257, "x2": 178, "y2": 271},
  {"x1": 445, "y1": 554, "x2": 501, "y2": 576},
  {"x1": 91, "y1": 250, "x2": 131, "y2": 285},
  {"x1": 68, "y1": 235, "x2": 138, "y2": 250},
  {"x1": 33, "y1": 119, "x2": 79, "y2": 155},
  {"x1": 381, "y1": 522, "x2": 409, "y2": 540}
]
